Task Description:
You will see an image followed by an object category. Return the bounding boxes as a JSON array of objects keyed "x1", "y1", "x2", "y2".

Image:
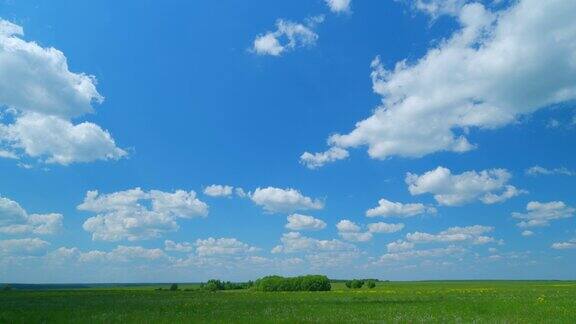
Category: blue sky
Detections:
[{"x1": 0, "y1": 0, "x2": 575, "y2": 283}]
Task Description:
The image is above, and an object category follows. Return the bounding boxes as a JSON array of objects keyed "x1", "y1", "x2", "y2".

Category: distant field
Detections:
[{"x1": 1, "y1": 281, "x2": 575, "y2": 323}]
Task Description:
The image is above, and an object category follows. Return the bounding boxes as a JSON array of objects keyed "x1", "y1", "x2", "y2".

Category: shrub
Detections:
[
  {"x1": 346, "y1": 279, "x2": 365, "y2": 289},
  {"x1": 170, "y1": 283, "x2": 178, "y2": 291},
  {"x1": 254, "y1": 275, "x2": 331, "y2": 292},
  {"x1": 366, "y1": 280, "x2": 376, "y2": 289},
  {"x1": 2, "y1": 284, "x2": 12, "y2": 291}
]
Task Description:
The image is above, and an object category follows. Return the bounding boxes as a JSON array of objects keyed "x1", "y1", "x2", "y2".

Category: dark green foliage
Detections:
[
  {"x1": 201, "y1": 279, "x2": 252, "y2": 291},
  {"x1": 2, "y1": 285, "x2": 12, "y2": 292},
  {"x1": 169, "y1": 283, "x2": 178, "y2": 291},
  {"x1": 254, "y1": 275, "x2": 331, "y2": 292},
  {"x1": 345, "y1": 279, "x2": 365, "y2": 289},
  {"x1": 366, "y1": 280, "x2": 376, "y2": 289}
]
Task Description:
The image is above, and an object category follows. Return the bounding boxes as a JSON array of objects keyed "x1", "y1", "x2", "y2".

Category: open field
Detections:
[{"x1": 1, "y1": 281, "x2": 575, "y2": 323}]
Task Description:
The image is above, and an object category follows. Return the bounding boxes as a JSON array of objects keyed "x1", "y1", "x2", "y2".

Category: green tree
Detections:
[
  {"x1": 169, "y1": 283, "x2": 178, "y2": 291},
  {"x1": 366, "y1": 280, "x2": 376, "y2": 289}
]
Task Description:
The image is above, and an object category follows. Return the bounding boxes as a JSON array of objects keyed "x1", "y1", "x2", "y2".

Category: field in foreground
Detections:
[{"x1": 1, "y1": 281, "x2": 575, "y2": 323}]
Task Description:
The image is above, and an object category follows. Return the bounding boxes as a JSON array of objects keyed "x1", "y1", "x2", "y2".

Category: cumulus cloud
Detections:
[
  {"x1": 78, "y1": 188, "x2": 208, "y2": 241},
  {"x1": 304, "y1": 0, "x2": 576, "y2": 166},
  {"x1": 78, "y1": 245, "x2": 167, "y2": 263},
  {"x1": 526, "y1": 166, "x2": 575, "y2": 177},
  {"x1": 252, "y1": 16, "x2": 323, "y2": 56},
  {"x1": 405, "y1": 225, "x2": 495, "y2": 245},
  {"x1": 0, "y1": 237, "x2": 49, "y2": 255},
  {"x1": 325, "y1": 0, "x2": 352, "y2": 13},
  {"x1": 271, "y1": 232, "x2": 355, "y2": 254},
  {"x1": 0, "y1": 196, "x2": 62, "y2": 235},
  {"x1": 386, "y1": 240, "x2": 415, "y2": 253},
  {"x1": 512, "y1": 201, "x2": 575, "y2": 228},
  {"x1": 203, "y1": 185, "x2": 234, "y2": 197},
  {"x1": 285, "y1": 214, "x2": 326, "y2": 231},
  {"x1": 551, "y1": 239, "x2": 576, "y2": 250},
  {"x1": 300, "y1": 147, "x2": 349, "y2": 169},
  {"x1": 406, "y1": 166, "x2": 524, "y2": 206},
  {"x1": 376, "y1": 246, "x2": 464, "y2": 264},
  {"x1": 406, "y1": 0, "x2": 467, "y2": 18},
  {"x1": 250, "y1": 187, "x2": 324, "y2": 213},
  {"x1": 366, "y1": 198, "x2": 436, "y2": 217},
  {"x1": 336, "y1": 219, "x2": 404, "y2": 242},
  {"x1": 195, "y1": 237, "x2": 259, "y2": 256},
  {"x1": 0, "y1": 19, "x2": 126, "y2": 165},
  {"x1": 164, "y1": 240, "x2": 194, "y2": 253},
  {"x1": 521, "y1": 230, "x2": 534, "y2": 237}
]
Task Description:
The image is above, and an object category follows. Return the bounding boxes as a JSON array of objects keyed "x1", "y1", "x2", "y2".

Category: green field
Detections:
[{"x1": 1, "y1": 281, "x2": 575, "y2": 323}]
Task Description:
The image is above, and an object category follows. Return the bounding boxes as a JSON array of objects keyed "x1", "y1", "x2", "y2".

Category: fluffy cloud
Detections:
[
  {"x1": 164, "y1": 240, "x2": 194, "y2": 253},
  {"x1": 252, "y1": 16, "x2": 323, "y2": 56},
  {"x1": 526, "y1": 166, "x2": 575, "y2": 177},
  {"x1": 271, "y1": 232, "x2": 355, "y2": 254},
  {"x1": 386, "y1": 240, "x2": 415, "y2": 253},
  {"x1": 195, "y1": 237, "x2": 259, "y2": 256},
  {"x1": 0, "y1": 19, "x2": 126, "y2": 165},
  {"x1": 78, "y1": 246, "x2": 166, "y2": 263},
  {"x1": 0, "y1": 196, "x2": 62, "y2": 235},
  {"x1": 407, "y1": 0, "x2": 467, "y2": 18},
  {"x1": 250, "y1": 187, "x2": 324, "y2": 213},
  {"x1": 336, "y1": 219, "x2": 404, "y2": 242},
  {"x1": 406, "y1": 167, "x2": 524, "y2": 206},
  {"x1": 376, "y1": 246, "x2": 464, "y2": 264},
  {"x1": 366, "y1": 198, "x2": 436, "y2": 217},
  {"x1": 512, "y1": 201, "x2": 575, "y2": 228},
  {"x1": 325, "y1": 0, "x2": 352, "y2": 13},
  {"x1": 203, "y1": 185, "x2": 234, "y2": 197},
  {"x1": 521, "y1": 230, "x2": 534, "y2": 237},
  {"x1": 303, "y1": 0, "x2": 576, "y2": 166},
  {"x1": 405, "y1": 225, "x2": 495, "y2": 245},
  {"x1": 0, "y1": 237, "x2": 49, "y2": 255},
  {"x1": 285, "y1": 214, "x2": 326, "y2": 231},
  {"x1": 300, "y1": 147, "x2": 349, "y2": 169},
  {"x1": 78, "y1": 188, "x2": 208, "y2": 241},
  {"x1": 551, "y1": 239, "x2": 576, "y2": 250}
]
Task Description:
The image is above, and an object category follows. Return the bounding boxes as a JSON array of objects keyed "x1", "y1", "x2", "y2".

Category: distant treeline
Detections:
[{"x1": 253, "y1": 275, "x2": 331, "y2": 292}]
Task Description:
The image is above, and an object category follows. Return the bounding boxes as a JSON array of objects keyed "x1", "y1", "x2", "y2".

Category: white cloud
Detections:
[
  {"x1": 0, "y1": 19, "x2": 126, "y2": 165},
  {"x1": 325, "y1": 0, "x2": 352, "y2": 13},
  {"x1": 271, "y1": 232, "x2": 355, "y2": 254},
  {"x1": 203, "y1": 185, "x2": 234, "y2": 197},
  {"x1": 367, "y1": 222, "x2": 405, "y2": 234},
  {"x1": 521, "y1": 230, "x2": 534, "y2": 237},
  {"x1": 551, "y1": 239, "x2": 576, "y2": 250},
  {"x1": 336, "y1": 219, "x2": 404, "y2": 242},
  {"x1": 78, "y1": 245, "x2": 166, "y2": 263},
  {"x1": 305, "y1": 0, "x2": 576, "y2": 166},
  {"x1": 526, "y1": 166, "x2": 575, "y2": 177},
  {"x1": 407, "y1": 0, "x2": 468, "y2": 18},
  {"x1": 406, "y1": 166, "x2": 524, "y2": 206},
  {"x1": 285, "y1": 214, "x2": 326, "y2": 231},
  {"x1": 300, "y1": 147, "x2": 349, "y2": 169},
  {"x1": 195, "y1": 237, "x2": 258, "y2": 256},
  {"x1": 252, "y1": 16, "x2": 324, "y2": 56},
  {"x1": 512, "y1": 201, "x2": 575, "y2": 228},
  {"x1": 164, "y1": 240, "x2": 194, "y2": 253},
  {"x1": 386, "y1": 240, "x2": 415, "y2": 253},
  {"x1": 405, "y1": 225, "x2": 495, "y2": 245},
  {"x1": 250, "y1": 187, "x2": 324, "y2": 213},
  {"x1": 0, "y1": 196, "x2": 62, "y2": 235},
  {"x1": 0, "y1": 237, "x2": 49, "y2": 255},
  {"x1": 366, "y1": 198, "x2": 436, "y2": 217},
  {"x1": 78, "y1": 188, "x2": 208, "y2": 241},
  {"x1": 376, "y1": 246, "x2": 464, "y2": 264}
]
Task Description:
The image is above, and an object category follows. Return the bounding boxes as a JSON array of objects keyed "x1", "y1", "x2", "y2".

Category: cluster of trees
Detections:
[
  {"x1": 345, "y1": 279, "x2": 377, "y2": 289},
  {"x1": 201, "y1": 279, "x2": 253, "y2": 291},
  {"x1": 253, "y1": 275, "x2": 331, "y2": 292}
]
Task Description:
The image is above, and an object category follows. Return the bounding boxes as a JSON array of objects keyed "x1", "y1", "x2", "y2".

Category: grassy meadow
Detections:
[{"x1": 1, "y1": 281, "x2": 575, "y2": 323}]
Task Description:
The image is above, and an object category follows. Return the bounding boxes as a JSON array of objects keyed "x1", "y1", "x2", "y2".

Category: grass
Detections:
[{"x1": 1, "y1": 281, "x2": 575, "y2": 323}]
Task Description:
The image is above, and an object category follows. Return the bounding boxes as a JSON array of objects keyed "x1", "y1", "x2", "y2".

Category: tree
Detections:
[
  {"x1": 170, "y1": 283, "x2": 178, "y2": 291},
  {"x1": 345, "y1": 281, "x2": 352, "y2": 289},
  {"x1": 366, "y1": 280, "x2": 376, "y2": 289}
]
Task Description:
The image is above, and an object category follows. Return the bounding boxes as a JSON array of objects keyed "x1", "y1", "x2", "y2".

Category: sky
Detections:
[{"x1": 0, "y1": 0, "x2": 575, "y2": 283}]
